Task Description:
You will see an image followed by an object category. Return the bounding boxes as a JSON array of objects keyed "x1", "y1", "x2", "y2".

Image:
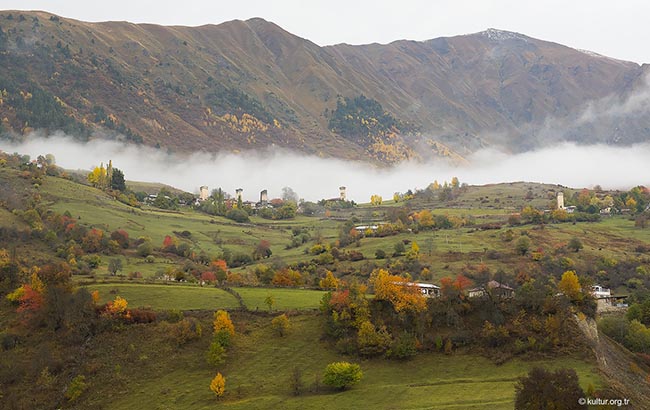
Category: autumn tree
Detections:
[
  {"x1": 210, "y1": 372, "x2": 226, "y2": 398},
  {"x1": 110, "y1": 229, "x2": 129, "y2": 248},
  {"x1": 558, "y1": 270, "x2": 583, "y2": 302},
  {"x1": 213, "y1": 310, "x2": 235, "y2": 337},
  {"x1": 371, "y1": 269, "x2": 426, "y2": 314},
  {"x1": 405, "y1": 241, "x2": 420, "y2": 260},
  {"x1": 271, "y1": 313, "x2": 290, "y2": 337},
  {"x1": 87, "y1": 164, "x2": 107, "y2": 189},
  {"x1": 370, "y1": 194, "x2": 383, "y2": 206},
  {"x1": 253, "y1": 240, "x2": 272, "y2": 260},
  {"x1": 319, "y1": 271, "x2": 340, "y2": 290},
  {"x1": 323, "y1": 362, "x2": 363, "y2": 391},
  {"x1": 210, "y1": 259, "x2": 228, "y2": 283},
  {"x1": 440, "y1": 274, "x2": 473, "y2": 300},
  {"x1": 357, "y1": 320, "x2": 392, "y2": 356},
  {"x1": 162, "y1": 235, "x2": 178, "y2": 253}
]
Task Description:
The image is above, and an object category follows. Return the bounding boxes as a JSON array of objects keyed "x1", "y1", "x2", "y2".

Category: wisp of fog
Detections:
[{"x1": 1, "y1": 134, "x2": 649, "y2": 202}]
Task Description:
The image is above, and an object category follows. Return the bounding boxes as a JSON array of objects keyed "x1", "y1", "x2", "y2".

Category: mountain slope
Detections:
[{"x1": 0, "y1": 11, "x2": 648, "y2": 162}]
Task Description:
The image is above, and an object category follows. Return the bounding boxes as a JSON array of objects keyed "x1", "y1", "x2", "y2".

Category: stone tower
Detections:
[
  {"x1": 339, "y1": 186, "x2": 347, "y2": 201},
  {"x1": 236, "y1": 188, "x2": 243, "y2": 201},
  {"x1": 260, "y1": 189, "x2": 268, "y2": 204},
  {"x1": 557, "y1": 192, "x2": 565, "y2": 209},
  {"x1": 199, "y1": 186, "x2": 209, "y2": 201}
]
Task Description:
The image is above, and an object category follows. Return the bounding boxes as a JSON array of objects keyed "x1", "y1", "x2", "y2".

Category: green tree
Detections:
[
  {"x1": 264, "y1": 294, "x2": 275, "y2": 311},
  {"x1": 514, "y1": 367, "x2": 586, "y2": 410},
  {"x1": 111, "y1": 168, "x2": 126, "y2": 191},
  {"x1": 568, "y1": 237, "x2": 583, "y2": 252},
  {"x1": 323, "y1": 362, "x2": 363, "y2": 391},
  {"x1": 108, "y1": 258, "x2": 123, "y2": 275},
  {"x1": 515, "y1": 236, "x2": 531, "y2": 256}
]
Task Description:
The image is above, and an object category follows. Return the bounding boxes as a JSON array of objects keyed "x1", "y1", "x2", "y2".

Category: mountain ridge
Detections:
[{"x1": 0, "y1": 11, "x2": 648, "y2": 162}]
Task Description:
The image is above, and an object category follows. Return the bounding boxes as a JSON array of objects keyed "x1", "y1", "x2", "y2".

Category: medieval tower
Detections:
[
  {"x1": 199, "y1": 186, "x2": 209, "y2": 201},
  {"x1": 339, "y1": 186, "x2": 347, "y2": 201},
  {"x1": 557, "y1": 192, "x2": 565, "y2": 210}
]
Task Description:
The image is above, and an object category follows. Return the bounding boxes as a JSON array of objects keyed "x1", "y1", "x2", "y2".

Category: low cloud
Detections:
[{"x1": 1, "y1": 134, "x2": 649, "y2": 202}]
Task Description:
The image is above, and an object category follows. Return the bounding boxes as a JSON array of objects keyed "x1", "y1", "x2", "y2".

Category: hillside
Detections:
[
  {"x1": 0, "y1": 11, "x2": 649, "y2": 162},
  {"x1": 2, "y1": 152, "x2": 650, "y2": 408}
]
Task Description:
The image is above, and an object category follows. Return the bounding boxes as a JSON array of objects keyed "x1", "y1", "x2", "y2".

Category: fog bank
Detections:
[{"x1": 1, "y1": 134, "x2": 649, "y2": 202}]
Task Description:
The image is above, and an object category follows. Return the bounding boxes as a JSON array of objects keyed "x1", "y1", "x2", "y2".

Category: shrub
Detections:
[
  {"x1": 323, "y1": 362, "x2": 363, "y2": 391},
  {"x1": 271, "y1": 314, "x2": 290, "y2": 337},
  {"x1": 137, "y1": 241, "x2": 153, "y2": 257},
  {"x1": 226, "y1": 209, "x2": 249, "y2": 223},
  {"x1": 388, "y1": 332, "x2": 418, "y2": 360},
  {"x1": 65, "y1": 375, "x2": 88, "y2": 402},
  {"x1": 206, "y1": 340, "x2": 226, "y2": 367},
  {"x1": 128, "y1": 308, "x2": 156, "y2": 324},
  {"x1": 170, "y1": 318, "x2": 202, "y2": 346},
  {"x1": 357, "y1": 321, "x2": 392, "y2": 356}
]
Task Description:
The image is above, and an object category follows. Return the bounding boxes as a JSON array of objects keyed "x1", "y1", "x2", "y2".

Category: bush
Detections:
[
  {"x1": 137, "y1": 241, "x2": 153, "y2": 257},
  {"x1": 65, "y1": 375, "x2": 88, "y2": 402},
  {"x1": 514, "y1": 367, "x2": 586, "y2": 410},
  {"x1": 226, "y1": 209, "x2": 250, "y2": 223},
  {"x1": 170, "y1": 318, "x2": 202, "y2": 346},
  {"x1": 388, "y1": 332, "x2": 418, "y2": 360},
  {"x1": 271, "y1": 314, "x2": 290, "y2": 337},
  {"x1": 323, "y1": 362, "x2": 363, "y2": 391},
  {"x1": 206, "y1": 340, "x2": 226, "y2": 367}
]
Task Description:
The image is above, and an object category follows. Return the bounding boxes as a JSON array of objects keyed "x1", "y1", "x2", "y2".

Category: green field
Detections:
[
  {"x1": 234, "y1": 287, "x2": 328, "y2": 310},
  {"x1": 85, "y1": 283, "x2": 240, "y2": 310},
  {"x1": 99, "y1": 314, "x2": 600, "y2": 410}
]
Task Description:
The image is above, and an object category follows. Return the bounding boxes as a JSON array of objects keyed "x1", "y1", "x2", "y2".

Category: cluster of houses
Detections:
[
  {"x1": 407, "y1": 280, "x2": 627, "y2": 311},
  {"x1": 406, "y1": 280, "x2": 516, "y2": 299}
]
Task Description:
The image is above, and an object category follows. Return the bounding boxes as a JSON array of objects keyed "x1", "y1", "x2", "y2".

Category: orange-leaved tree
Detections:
[
  {"x1": 371, "y1": 269, "x2": 426, "y2": 314},
  {"x1": 210, "y1": 372, "x2": 226, "y2": 398}
]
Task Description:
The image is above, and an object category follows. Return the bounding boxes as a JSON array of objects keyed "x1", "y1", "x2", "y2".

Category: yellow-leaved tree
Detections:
[
  {"x1": 213, "y1": 310, "x2": 235, "y2": 336},
  {"x1": 558, "y1": 270, "x2": 582, "y2": 302},
  {"x1": 87, "y1": 165, "x2": 107, "y2": 189},
  {"x1": 319, "y1": 271, "x2": 340, "y2": 290},
  {"x1": 210, "y1": 372, "x2": 226, "y2": 398},
  {"x1": 371, "y1": 269, "x2": 426, "y2": 314}
]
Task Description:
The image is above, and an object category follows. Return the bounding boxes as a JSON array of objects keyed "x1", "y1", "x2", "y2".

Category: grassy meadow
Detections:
[{"x1": 91, "y1": 313, "x2": 601, "y2": 410}]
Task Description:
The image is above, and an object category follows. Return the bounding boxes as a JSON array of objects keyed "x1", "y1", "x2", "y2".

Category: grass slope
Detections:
[
  {"x1": 85, "y1": 283, "x2": 240, "y2": 310},
  {"x1": 234, "y1": 287, "x2": 327, "y2": 311},
  {"x1": 100, "y1": 314, "x2": 600, "y2": 410}
]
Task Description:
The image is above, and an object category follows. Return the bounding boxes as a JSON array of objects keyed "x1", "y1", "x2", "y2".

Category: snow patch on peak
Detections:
[{"x1": 480, "y1": 28, "x2": 527, "y2": 42}]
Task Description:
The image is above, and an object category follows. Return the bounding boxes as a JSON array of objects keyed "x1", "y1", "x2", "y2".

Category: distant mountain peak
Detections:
[{"x1": 480, "y1": 28, "x2": 528, "y2": 42}]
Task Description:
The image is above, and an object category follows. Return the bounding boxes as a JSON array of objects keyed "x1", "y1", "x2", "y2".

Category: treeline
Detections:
[
  {"x1": 320, "y1": 269, "x2": 596, "y2": 362},
  {"x1": 327, "y1": 95, "x2": 412, "y2": 142}
]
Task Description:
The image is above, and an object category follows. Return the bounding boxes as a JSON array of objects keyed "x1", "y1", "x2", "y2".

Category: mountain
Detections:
[{"x1": 0, "y1": 11, "x2": 648, "y2": 162}]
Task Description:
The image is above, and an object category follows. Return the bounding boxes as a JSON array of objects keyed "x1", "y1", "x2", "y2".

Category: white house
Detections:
[{"x1": 406, "y1": 282, "x2": 440, "y2": 298}]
